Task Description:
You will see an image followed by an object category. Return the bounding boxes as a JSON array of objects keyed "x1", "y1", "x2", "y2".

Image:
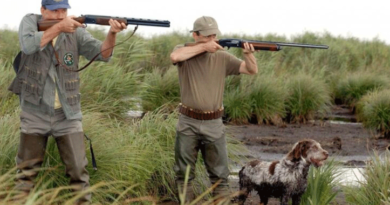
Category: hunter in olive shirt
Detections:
[
  {"x1": 175, "y1": 44, "x2": 242, "y2": 112},
  {"x1": 170, "y1": 16, "x2": 258, "y2": 203}
]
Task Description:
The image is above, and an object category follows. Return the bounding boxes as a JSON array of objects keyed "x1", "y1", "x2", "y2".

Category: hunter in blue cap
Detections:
[
  {"x1": 41, "y1": 0, "x2": 71, "y2": 10},
  {"x1": 11, "y1": 0, "x2": 127, "y2": 204}
]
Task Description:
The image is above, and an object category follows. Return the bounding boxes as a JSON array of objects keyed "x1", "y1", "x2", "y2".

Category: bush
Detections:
[
  {"x1": 356, "y1": 89, "x2": 390, "y2": 138},
  {"x1": 285, "y1": 73, "x2": 331, "y2": 123},
  {"x1": 335, "y1": 71, "x2": 389, "y2": 110},
  {"x1": 247, "y1": 75, "x2": 286, "y2": 124},
  {"x1": 224, "y1": 87, "x2": 252, "y2": 124}
]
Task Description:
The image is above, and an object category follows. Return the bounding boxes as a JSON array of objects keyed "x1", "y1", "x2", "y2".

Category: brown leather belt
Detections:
[{"x1": 178, "y1": 103, "x2": 224, "y2": 120}]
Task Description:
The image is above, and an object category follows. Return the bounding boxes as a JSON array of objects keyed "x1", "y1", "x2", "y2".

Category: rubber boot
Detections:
[
  {"x1": 15, "y1": 133, "x2": 48, "y2": 192},
  {"x1": 55, "y1": 132, "x2": 90, "y2": 204}
]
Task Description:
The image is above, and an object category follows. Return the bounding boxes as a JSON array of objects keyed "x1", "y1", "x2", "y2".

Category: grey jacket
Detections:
[{"x1": 9, "y1": 14, "x2": 110, "y2": 119}]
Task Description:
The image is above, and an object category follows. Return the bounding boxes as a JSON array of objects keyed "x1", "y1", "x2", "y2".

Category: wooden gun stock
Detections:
[
  {"x1": 38, "y1": 17, "x2": 85, "y2": 31},
  {"x1": 244, "y1": 42, "x2": 279, "y2": 51}
]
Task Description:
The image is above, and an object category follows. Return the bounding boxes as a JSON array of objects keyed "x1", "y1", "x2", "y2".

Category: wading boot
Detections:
[
  {"x1": 15, "y1": 133, "x2": 48, "y2": 193},
  {"x1": 55, "y1": 132, "x2": 90, "y2": 204}
]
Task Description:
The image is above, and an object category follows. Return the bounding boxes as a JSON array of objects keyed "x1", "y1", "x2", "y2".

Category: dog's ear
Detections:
[
  {"x1": 299, "y1": 141, "x2": 310, "y2": 158},
  {"x1": 287, "y1": 142, "x2": 301, "y2": 161},
  {"x1": 287, "y1": 140, "x2": 310, "y2": 161}
]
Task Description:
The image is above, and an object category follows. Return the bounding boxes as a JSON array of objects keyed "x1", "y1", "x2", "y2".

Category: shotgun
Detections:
[
  {"x1": 38, "y1": 14, "x2": 170, "y2": 31},
  {"x1": 185, "y1": 39, "x2": 329, "y2": 51}
]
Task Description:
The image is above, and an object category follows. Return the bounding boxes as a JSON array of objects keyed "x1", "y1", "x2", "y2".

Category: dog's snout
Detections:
[{"x1": 323, "y1": 150, "x2": 329, "y2": 159}]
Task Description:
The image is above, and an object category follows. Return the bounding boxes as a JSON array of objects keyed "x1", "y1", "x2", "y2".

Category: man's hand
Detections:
[
  {"x1": 239, "y1": 42, "x2": 258, "y2": 75},
  {"x1": 202, "y1": 40, "x2": 223, "y2": 53},
  {"x1": 243, "y1": 42, "x2": 256, "y2": 54},
  {"x1": 108, "y1": 19, "x2": 127, "y2": 34},
  {"x1": 57, "y1": 16, "x2": 85, "y2": 33}
]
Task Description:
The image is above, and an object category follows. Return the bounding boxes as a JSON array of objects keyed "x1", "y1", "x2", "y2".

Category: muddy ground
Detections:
[{"x1": 161, "y1": 106, "x2": 390, "y2": 204}]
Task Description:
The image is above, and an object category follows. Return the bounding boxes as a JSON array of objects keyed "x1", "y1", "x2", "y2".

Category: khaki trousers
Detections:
[
  {"x1": 174, "y1": 114, "x2": 230, "y2": 202},
  {"x1": 15, "y1": 109, "x2": 90, "y2": 203}
]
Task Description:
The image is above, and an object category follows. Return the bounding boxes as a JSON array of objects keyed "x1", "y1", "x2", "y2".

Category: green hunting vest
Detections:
[{"x1": 9, "y1": 15, "x2": 82, "y2": 118}]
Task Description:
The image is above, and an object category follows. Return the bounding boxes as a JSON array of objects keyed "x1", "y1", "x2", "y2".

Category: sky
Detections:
[{"x1": 0, "y1": 0, "x2": 389, "y2": 44}]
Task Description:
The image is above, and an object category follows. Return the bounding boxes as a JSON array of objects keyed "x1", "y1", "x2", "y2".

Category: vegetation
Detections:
[
  {"x1": 301, "y1": 159, "x2": 341, "y2": 205},
  {"x1": 335, "y1": 71, "x2": 389, "y2": 110},
  {"x1": 344, "y1": 151, "x2": 390, "y2": 205},
  {"x1": 285, "y1": 73, "x2": 332, "y2": 123},
  {"x1": 357, "y1": 89, "x2": 390, "y2": 138},
  {"x1": 1, "y1": 27, "x2": 390, "y2": 204}
]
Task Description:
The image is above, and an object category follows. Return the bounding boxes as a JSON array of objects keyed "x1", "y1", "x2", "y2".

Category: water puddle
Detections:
[{"x1": 337, "y1": 167, "x2": 365, "y2": 186}]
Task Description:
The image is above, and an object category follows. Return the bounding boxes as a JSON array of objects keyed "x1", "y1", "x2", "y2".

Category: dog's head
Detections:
[{"x1": 286, "y1": 139, "x2": 328, "y2": 167}]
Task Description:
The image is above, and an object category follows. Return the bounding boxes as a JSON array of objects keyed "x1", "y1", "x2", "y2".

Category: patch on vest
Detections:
[{"x1": 63, "y1": 53, "x2": 74, "y2": 66}]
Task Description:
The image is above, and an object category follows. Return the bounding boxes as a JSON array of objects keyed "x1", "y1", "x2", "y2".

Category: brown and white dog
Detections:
[{"x1": 236, "y1": 139, "x2": 328, "y2": 205}]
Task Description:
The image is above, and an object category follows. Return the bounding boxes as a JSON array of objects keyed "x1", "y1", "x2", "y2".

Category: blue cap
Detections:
[{"x1": 42, "y1": 0, "x2": 71, "y2": 10}]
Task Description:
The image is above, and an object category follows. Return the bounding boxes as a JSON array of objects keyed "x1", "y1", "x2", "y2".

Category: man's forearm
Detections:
[
  {"x1": 170, "y1": 44, "x2": 206, "y2": 63},
  {"x1": 100, "y1": 32, "x2": 116, "y2": 59},
  {"x1": 244, "y1": 53, "x2": 258, "y2": 74},
  {"x1": 40, "y1": 23, "x2": 62, "y2": 48}
]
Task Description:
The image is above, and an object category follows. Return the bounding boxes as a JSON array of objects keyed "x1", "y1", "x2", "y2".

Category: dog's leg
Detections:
[
  {"x1": 292, "y1": 194, "x2": 302, "y2": 205},
  {"x1": 236, "y1": 185, "x2": 252, "y2": 205},
  {"x1": 280, "y1": 194, "x2": 289, "y2": 205},
  {"x1": 258, "y1": 194, "x2": 269, "y2": 205}
]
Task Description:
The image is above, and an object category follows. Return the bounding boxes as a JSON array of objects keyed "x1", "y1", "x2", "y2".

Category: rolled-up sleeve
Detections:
[
  {"x1": 76, "y1": 28, "x2": 111, "y2": 62},
  {"x1": 19, "y1": 14, "x2": 46, "y2": 55}
]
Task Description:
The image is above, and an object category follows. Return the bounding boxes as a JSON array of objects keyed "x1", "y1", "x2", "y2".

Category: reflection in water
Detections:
[{"x1": 337, "y1": 168, "x2": 365, "y2": 186}]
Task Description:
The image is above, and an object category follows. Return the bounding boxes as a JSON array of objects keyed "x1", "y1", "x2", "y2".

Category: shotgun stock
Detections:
[
  {"x1": 185, "y1": 39, "x2": 329, "y2": 51},
  {"x1": 38, "y1": 14, "x2": 170, "y2": 31}
]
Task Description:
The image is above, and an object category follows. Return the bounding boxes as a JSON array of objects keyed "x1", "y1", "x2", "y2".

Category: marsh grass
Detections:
[
  {"x1": 139, "y1": 67, "x2": 180, "y2": 112},
  {"x1": 285, "y1": 73, "x2": 332, "y2": 123},
  {"x1": 246, "y1": 74, "x2": 287, "y2": 124},
  {"x1": 224, "y1": 87, "x2": 252, "y2": 124},
  {"x1": 357, "y1": 89, "x2": 390, "y2": 138},
  {"x1": 0, "y1": 63, "x2": 19, "y2": 116},
  {"x1": 2, "y1": 28, "x2": 390, "y2": 203},
  {"x1": 344, "y1": 151, "x2": 390, "y2": 205},
  {"x1": 146, "y1": 32, "x2": 193, "y2": 73},
  {"x1": 0, "y1": 167, "x2": 154, "y2": 205},
  {"x1": 0, "y1": 29, "x2": 20, "y2": 67},
  {"x1": 111, "y1": 35, "x2": 153, "y2": 72},
  {"x1": 0, "y1": 111, "x2": 19, "y2": 174},
  {"x1": 79, "y1": 61, "x2": 142, "y2": 119},
  {"x1": 335, "y1": 71, "x2": 390, "y2": 110}
]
